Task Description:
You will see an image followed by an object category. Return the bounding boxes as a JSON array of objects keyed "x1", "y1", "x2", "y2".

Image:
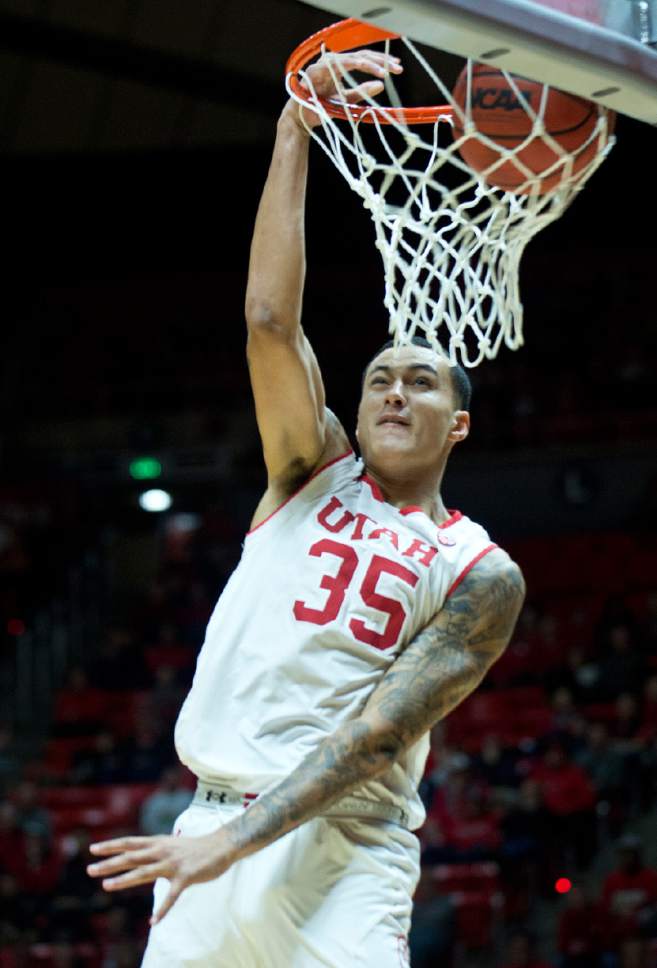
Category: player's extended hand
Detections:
[
  {"x1": 87, "y1": 827, "x2": 238, "y2": 925},
  {"x1": 290, "y1": 49, "x2": 403, "y2": 130}
]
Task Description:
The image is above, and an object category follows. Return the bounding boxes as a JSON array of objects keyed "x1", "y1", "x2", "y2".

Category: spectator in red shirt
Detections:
[
  {"x1": 72, "y1": 729, "x2": 124, "y2": 785},
  {"x1": 601, "y1": 835, "x2": 657, "y2": 958},
  {"x1": 408, "y1": 865, "x2": 455, "y2": 968},
  {"x1": 639, "y1": 734, "x2": 657, "y2": 811},
  {"x1": 499, "y1": 930, "x2": 552, "y2": 968},
  {"x1": 0, "y1": 725, "x2": 20, "y2": 791},
  {"x1": 52, "y1": 665, "x2": 104, "y2": 737},
  {"x1": 440, "y1": 788, "x2": 502, "y2": 861},
  {"x1": 472, "y1": 734, "x2": 522, "y2": 792},
  {"x1": 595, "y1": 624, "x2": 645, "y2": 702},
  {"x1": 422, "y1": 756, "x2": 490, "y2": 860},
  {"x1": 12, "y1": 830, "x2": 61, "y2": 895},
  {"x1": 558, "y1": 885, "x2": 604, "y2": 968},
  {"x1": 501, "y1": 780, "x2": 553, "y2": 897},
  {"x1": 139, "y1": 767, "x2": 193, "y2": 836},
  {"x1": 550, "y1": 687, "x2": 586, "y2": 745},
  {"x1": 610, "y1": 693, "x2": 642, "y2": 745},
  {"x1": 642, "y1": 591, "x2": 657, "y2": 655},
  {"x1": 148, "y1": 665, "x2": 186, "y2": 733},
  {"x1": 530, "y1": 742, "x2": 597, "y2": 869},
  {"x1": 536, "y1": 612, "x2": 569, "y2": 677},
  {"x1": 641, "y1": 675, "x2": 657, "y2": 736},
  {"x1": 576, "y1": 722, "x2": 625, "y2": 800},
  {"x1": 0, "y1": 871, "x2": 33, "y2": 943},
  {"x1": 0, "y1": 801, "x2": 24, "y2": 875},
  {"x1": 11, "y1": 780, "x2": 51, "y2": 839}
]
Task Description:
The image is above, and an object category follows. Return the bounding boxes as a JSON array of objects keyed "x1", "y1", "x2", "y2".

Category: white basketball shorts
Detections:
[{"x1": 141, "y1": 798, "x2": 419, "y2": 967}]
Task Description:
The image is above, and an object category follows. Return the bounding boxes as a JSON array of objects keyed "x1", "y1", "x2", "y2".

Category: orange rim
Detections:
[{"x1": 285, "y1": 18, "x2": 453, "y2": 126}]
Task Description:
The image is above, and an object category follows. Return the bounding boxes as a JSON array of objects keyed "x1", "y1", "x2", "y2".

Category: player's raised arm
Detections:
[{"x1": 244, "y1": 51, "x2": 401, "y2": 490}]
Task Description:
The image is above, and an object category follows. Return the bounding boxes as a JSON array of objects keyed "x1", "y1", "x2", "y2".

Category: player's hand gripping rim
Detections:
[
  {"x1": 87, "y1": 829, "x2": 238, "y2": 925},
  {"x1": 290, "y1": 48, "x2": 403, "y2": 130}
]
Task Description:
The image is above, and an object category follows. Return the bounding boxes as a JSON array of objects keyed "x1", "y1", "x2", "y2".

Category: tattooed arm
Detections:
[
  {"x1": 235, "y1": 547, "x2": 525, "y2": 834},
  {"x1": 87, "y1": 548, "x2": 524, "y2": 921}
]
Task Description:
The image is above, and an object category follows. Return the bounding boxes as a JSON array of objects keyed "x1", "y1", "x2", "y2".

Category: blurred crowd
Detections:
[{"x1": 5, "y1": 259, "x2": 657, "y2": 468}]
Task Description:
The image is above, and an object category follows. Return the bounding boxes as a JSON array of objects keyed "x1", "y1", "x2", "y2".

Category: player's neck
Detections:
[{"x1": 363, "y1": 464, "x2": 450, "y2": 525}]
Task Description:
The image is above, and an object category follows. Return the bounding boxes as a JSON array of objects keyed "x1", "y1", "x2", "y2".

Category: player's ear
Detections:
[{"x1": 447, "y1": 410, "x2": 470, "y2": 444}]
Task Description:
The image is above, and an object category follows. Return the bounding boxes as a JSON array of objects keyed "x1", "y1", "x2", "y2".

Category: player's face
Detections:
[{"x1": 356, "y1": 346, "x2": 469, "y2": 476}]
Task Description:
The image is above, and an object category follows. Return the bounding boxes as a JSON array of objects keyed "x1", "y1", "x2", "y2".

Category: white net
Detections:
[{"x1": 286, "y1": 39, "x2": 615, "y2": 367}]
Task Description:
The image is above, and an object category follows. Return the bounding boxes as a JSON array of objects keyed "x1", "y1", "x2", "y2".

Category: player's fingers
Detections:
[
  {"x1": 311, "y1": 54, "x2": 392, "y2": 88},
  {"x1": 339, "y1": 49, "x2": 401, "y2": 66},
  {"x1": 89, "y1": 836, "x2": 153, "y2": 856},
  {"x1": 344, "y1": 80, "x2": 385, "y2": 104},
  {"x1": 336, "y1": 52, "x2": 403, "y2": 78},
  {"x1": 101, "y1": 862, "x2": 165, "y2": 892},
  {"x1": 149, "y1": 882, "x2": 183, "y2": 926},
  {"x1": 87, "y1": 847, "x2": 160, "y2": 878}
]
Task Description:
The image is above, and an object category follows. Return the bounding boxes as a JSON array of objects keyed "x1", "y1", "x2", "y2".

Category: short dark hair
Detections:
[{"x1": 362, "y1": 336, "x2": 472, "y2": 411}]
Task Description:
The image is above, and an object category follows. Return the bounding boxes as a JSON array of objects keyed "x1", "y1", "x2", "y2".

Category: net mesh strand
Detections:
[{"x1": 286, "y1": 40, "x2": 615, "y2": 367}]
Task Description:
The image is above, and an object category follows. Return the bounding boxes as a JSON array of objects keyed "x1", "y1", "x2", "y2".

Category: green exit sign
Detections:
[{"x1": 129, "y1": 457, "x2": 162, "y2": 480}]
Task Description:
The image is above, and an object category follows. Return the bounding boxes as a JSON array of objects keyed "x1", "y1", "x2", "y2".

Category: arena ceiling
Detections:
[{"x1": 0, "y1": 0, "x2": 342, "y2": 153}]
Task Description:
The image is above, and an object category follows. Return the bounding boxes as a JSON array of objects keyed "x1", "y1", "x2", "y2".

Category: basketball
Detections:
[{"x1": 452, "y1": 64, "x2": 614, "y2": 194}]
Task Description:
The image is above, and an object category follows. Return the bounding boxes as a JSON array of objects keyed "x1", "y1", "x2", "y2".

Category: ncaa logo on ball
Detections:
[{"x1": 471, "y1": 88, "x2": 533, "y2": 111}]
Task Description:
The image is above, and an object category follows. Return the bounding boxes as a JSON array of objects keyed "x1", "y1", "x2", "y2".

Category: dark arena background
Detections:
[{"x1": 1, "y1": 1, "x2": 657, "y2": 965}]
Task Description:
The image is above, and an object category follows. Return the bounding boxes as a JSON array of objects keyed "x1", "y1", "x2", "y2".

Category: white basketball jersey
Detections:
[{"x1": 175, "y1": 450, "x2": 497, "y2": 829}]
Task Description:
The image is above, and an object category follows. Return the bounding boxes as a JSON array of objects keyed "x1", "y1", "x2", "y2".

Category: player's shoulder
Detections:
[
  {"x1": 436, "y1": 547, "x2": 525, "y2": 656},
  {"x1": 456, "y1": 546, "x2": 525, "y2": 609}
]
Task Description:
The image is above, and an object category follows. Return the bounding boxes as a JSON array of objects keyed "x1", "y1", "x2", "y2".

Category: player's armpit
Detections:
[
  {"x1": 248, "y1": 399, "x2": 351, "y2": 531},
  {"x1": 358, "y1": 548, "x2": 526, "y2": 753},
  {"x1": 247, "y1": 323, "x2": 329, "y2": 484}
]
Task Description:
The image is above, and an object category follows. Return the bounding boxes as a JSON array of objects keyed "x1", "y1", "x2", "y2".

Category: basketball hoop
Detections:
[
  {"x1": 287, "y1": 20, "x2": 453, "y2": 125},
  {"x1": 285, "y1": 19, "x2": 616, "y2": 367}
]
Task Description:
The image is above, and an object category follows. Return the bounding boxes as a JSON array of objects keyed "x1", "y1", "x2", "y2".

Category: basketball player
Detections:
[{"x1": 88, "y1": 48, "x2": 525, "y2": 966}]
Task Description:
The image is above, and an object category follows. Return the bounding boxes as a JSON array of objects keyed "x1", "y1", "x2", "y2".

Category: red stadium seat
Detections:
[
  {"x1": 48, "y1": 783, "x2": 157, "y2": 834},
  {"x1": 430, "y1": 864, "x2": 503, "y2": 946},
  {"x1": 496, "y1": 687, "x2": 545, "y2": 708},
  {"x1": 43, "y1": 786, "x2": 103, "y2": 809},
  {"x1": 144, "y1": 644, "x2": 192, "y2": 672},
  {"x1": 53, "y1": 688, "x2": 111, "y2": 728},
  {"x1": 582, "y1": 702, "x2": 617, "y2": 724},
  {"x1": 444, "y1": 687, "x2": 552, "y2": 751},
  {"x1": 27, "y1": 943, "x2": 100, "y2": 966},
  {"x1": 628, "y1": 546, "x2": 657, "y2": 590},
  {"x1": 103, "y1": 690, "x2": 152, "y2": 738},
  {"x1": 432, "y1": 861, "x2": 501, "y2": 896},
  {"x1": 51, "y1": 805, "x2": 118, "y2": 834},
  {"x1": 451, "y1": 890, "x2": 502, "y2": 948},
  {"x1": 97, "y1": 782, "x2": 157, "y2": 815},
  {"x1": 43, "y1": 736, "x2": 97, "y2": 775}
]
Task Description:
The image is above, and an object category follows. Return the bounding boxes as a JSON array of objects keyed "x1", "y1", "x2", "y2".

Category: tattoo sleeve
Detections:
[{"x1": 225, "y1": 548, "x2": 525, "y2": 861}]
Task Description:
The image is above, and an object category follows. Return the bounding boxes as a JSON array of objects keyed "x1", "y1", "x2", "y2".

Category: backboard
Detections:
[{"x1": 296, "y1": 0, "x2": 657, "y2": 123}]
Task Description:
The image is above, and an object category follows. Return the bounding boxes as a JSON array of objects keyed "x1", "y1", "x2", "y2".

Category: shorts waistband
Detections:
[{"x1": 193, "y1": 781, "x2": 410, "y2": 828}]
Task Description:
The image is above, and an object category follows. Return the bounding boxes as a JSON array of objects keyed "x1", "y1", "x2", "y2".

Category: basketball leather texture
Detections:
[{"x1": 452, "y1": 64, "x2": 612, "y2": 194}]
